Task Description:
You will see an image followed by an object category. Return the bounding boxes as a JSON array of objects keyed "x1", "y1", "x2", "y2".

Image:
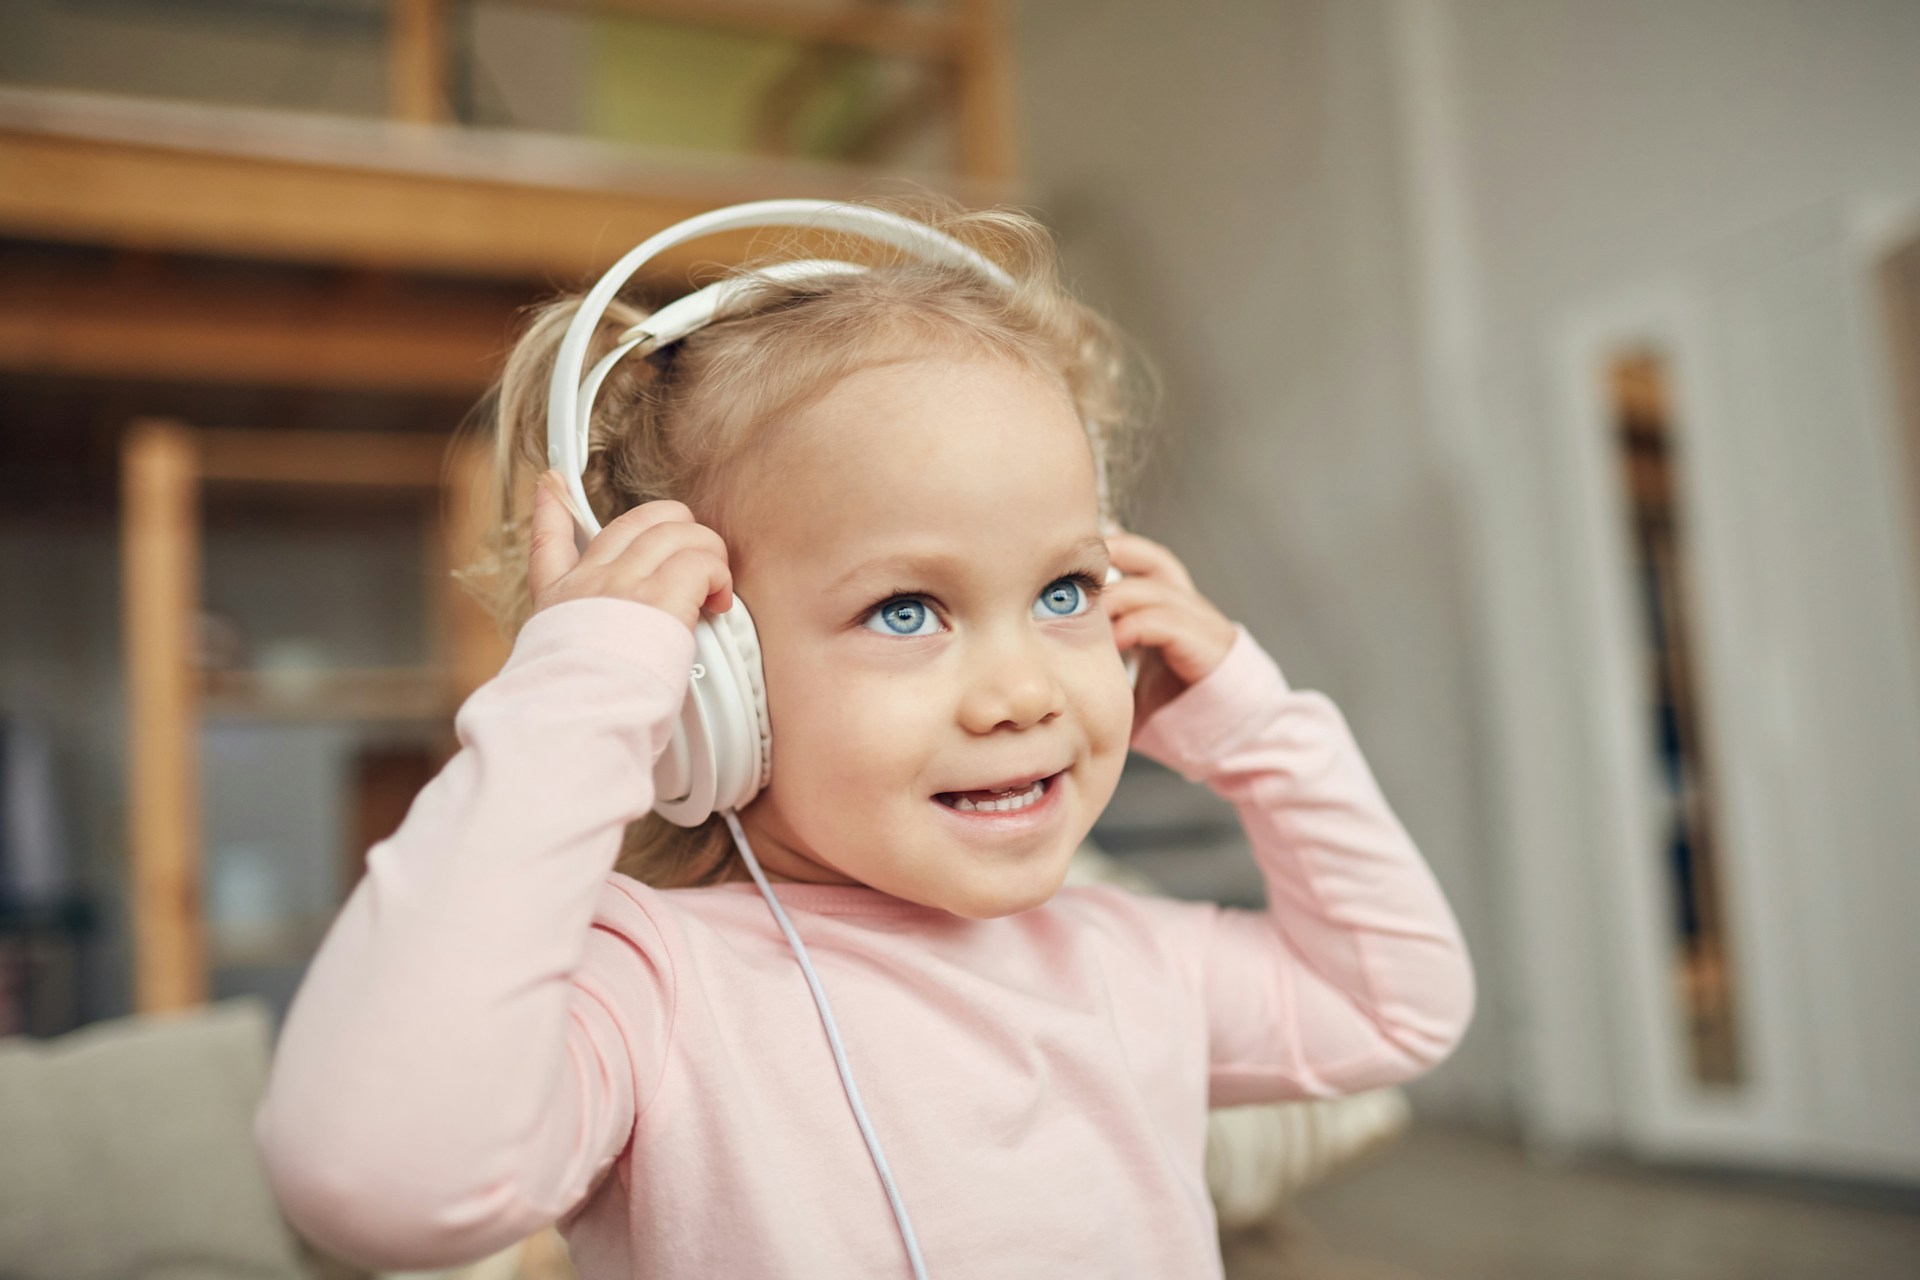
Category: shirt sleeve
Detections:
[
  {"x1": 1128, "y1": 625, "x2": 1476, "y2": 1107},
  {"x1": 253, "y1": 597, "x2": 694, "y2": 1270}
]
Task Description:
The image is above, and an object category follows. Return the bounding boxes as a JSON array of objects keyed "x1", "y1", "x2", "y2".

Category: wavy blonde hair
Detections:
[{"x1": 455, "y1": 191, "x2": 1155, "y2": 888}]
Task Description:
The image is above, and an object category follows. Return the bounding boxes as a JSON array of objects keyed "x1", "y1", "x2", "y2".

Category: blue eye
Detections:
[
  {"x1": 1034, "y1": 577, "x2": 1092, "y2": 618},
  {"x1": 864, "y1": 597, "x2": 945, "y2": 637}
]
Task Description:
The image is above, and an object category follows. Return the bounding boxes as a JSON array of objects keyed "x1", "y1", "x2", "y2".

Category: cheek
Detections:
[
  {"x1": 1078, "y1": 662, "x2": 1136, "y2": 767},
  {"x1": 762, "y1": 654, "x2": 943, "y2": 801},
  {"x1": 1061, "y1": 625, "x2": 1135, "y2": 745}
]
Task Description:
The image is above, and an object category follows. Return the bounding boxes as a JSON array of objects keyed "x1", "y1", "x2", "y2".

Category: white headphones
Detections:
[{"x1": 547, "y1": 198, "x2": 1126, "y2": 830}]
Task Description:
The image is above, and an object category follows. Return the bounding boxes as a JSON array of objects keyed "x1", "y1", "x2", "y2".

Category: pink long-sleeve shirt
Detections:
[{"x1": 254, "y1": 597, "x2": 1473, "y2": 1279}]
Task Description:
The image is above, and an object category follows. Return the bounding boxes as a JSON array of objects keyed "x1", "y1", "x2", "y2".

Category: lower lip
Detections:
[{"x1": 930, "y1": 771, "x2": 1066, "y2": 837}]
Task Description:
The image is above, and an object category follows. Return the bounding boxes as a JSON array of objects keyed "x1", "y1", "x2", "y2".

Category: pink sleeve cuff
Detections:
[{"x1": 509, "y1": 597, "x2": 698, "y2": 697}]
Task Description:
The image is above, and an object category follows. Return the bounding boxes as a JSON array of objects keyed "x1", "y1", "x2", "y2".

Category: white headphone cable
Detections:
[{"x1": 719, "y1": 809, "x2": 931, "y2": 1280}]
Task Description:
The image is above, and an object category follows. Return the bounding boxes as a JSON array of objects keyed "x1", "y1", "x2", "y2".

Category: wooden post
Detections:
[
  {"x1": 122, "y1": 419, "x2": 205, "y2": 1012},
  {"x1": 389, "y1": 0, "x2": 450, "y2": 124},
  {"x1": 953, "y1": 0, "x2": 1018, "y2": 185}
]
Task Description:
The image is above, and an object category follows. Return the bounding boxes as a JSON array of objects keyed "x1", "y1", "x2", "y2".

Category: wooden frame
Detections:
[
  {"x1": 37, "y1": 0, "x2": 1023, "y2": 1018},
  {"x1": 121, "y1": 420, "x2": 508, "y2": 1012},
  {"x1": 390, "y1": 0, "x2": 452, "y2": 124}
]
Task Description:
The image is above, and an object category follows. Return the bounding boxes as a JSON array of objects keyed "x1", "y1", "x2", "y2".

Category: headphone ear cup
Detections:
[
  {"x1": 650, "y1": 602, "x2": 772, "y2": 825},
  {"x1": 653, "y1": 625, "x2": 719, "y2": 827},
  {"x1": 708, "y1": 599, "x2": 773, "y2": 806}
]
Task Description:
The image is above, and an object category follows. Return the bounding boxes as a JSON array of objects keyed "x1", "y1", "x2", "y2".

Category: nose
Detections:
[{"x1": 957, "y1": 624, "x2": 1066, "y2": 733}]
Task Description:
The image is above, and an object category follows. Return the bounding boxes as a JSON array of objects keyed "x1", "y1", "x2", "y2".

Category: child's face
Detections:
[{"x1": 725, "y1": 351, "x2": 1134, "y2": 918}]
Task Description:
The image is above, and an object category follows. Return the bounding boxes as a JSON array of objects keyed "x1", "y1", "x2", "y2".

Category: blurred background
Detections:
[{"x1": 2, "y1": 1, "x2": 1918, "y2": 1277}]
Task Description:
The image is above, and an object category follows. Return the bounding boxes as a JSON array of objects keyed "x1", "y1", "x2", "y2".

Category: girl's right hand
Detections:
[{"x1": 528, "y1": 470, "x2": 734, "y2": 632}]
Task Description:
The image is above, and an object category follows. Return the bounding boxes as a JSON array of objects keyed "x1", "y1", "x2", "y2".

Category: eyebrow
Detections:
[{"x1": 826, "y1": 534, "x2": 1111, "y2": 595}]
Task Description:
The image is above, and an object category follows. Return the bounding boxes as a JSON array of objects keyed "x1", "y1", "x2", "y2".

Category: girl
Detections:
[{"x1": 254, "y1": 195, "x2": 1474, "y2": 1279}]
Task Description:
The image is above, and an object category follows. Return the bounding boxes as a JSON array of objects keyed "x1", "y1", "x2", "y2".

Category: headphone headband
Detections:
[{"x1": 547, "y1": 199, "x2": 1015, "y2": 537}]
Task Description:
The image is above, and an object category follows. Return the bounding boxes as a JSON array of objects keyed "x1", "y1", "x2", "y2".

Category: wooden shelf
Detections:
[
  {"x1": 0, "y1": 85, "x2": 1013, "y2": 283},
  {"x1": 201, "y1": 666, "x2": 456, "y2": 724},
  {"x1": 123, "y1": 421, "x2": 508, "y2": 1013}
]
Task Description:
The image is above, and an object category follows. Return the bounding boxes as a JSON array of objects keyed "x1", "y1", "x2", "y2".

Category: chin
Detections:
[{"x1": 940, "y1": 858, "x2": 1074, "y2": 920}]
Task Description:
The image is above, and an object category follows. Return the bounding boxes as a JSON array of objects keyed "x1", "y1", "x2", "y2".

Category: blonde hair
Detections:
[{"x1": 456, "y1": 192, "x2": 1155, "y2": 888}]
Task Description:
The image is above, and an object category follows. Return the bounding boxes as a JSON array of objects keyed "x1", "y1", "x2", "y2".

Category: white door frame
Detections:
[
  {"x1": 1550, "y1": 282, "x2": 1801, "y2": 1165},
  {"x1": 1543, "y1": 199, "x2": 1920, "y2": 1180}
]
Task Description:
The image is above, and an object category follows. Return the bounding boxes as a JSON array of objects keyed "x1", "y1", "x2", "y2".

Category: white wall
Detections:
[
  {"x1": 1431, "y1": 0, "x2": 1920, "y2": 1161},
  {"x1": 1012, "y1": 0, "x2": 1513, "y2": 1126},
  {"x1": 1012, "y1": 0, "x2": 1920, "y2": 1147}
]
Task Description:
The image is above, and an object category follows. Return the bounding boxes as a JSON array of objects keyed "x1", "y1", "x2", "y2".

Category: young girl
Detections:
[{"x1": 254, "y1": 195, "x2": 1474, "y2": 1279}]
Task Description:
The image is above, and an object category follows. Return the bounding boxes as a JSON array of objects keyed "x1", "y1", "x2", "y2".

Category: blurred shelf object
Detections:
[
  {"x1": 0, "y1": 894, "x2": 98, "y2": 1038},
  {"x1": 121, "y1": 419, "x2": 509, "y2": 1015},
  {"x1": 0, "y1": 894, "x2": 99, "y2": 936},
  {"x1": 201, "y1": 667, "x2": 456, "y2": 723},
  {"x1": 205, "y1": 913, "x2": 340, "y2": 971},
  {"x1": 395, "y1": 0, "x2": 1017, "y2": 183},
  {"x1": 514, "y1": 0, "x2": 967, "y2": 60}
]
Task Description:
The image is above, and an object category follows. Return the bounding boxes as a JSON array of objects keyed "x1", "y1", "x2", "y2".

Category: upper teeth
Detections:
[{"x1": 949, "y1": 779, "x2": 1046, "y2": 812}]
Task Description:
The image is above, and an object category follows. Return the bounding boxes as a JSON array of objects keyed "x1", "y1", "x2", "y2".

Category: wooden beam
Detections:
[
  {"x1": 390, "y1": 0, "x2": 451, "y2": 124},
  {"x1": 0, "y1": 262, "x2": 521, "y2": 393},
  {"x1": 196, "y1": 429, "x2": 452, "y2": 488},
  {"x1": 523, "y1": 0, "x2": 960, "y2": 60},
  {"x1": 123, "y1": 419, "x2": 205, "y2": 1013}
]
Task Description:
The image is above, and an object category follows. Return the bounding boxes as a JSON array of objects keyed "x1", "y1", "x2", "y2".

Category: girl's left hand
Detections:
[{"x1": 1101, "y1": 529, "x2": 1239, "y2": 725}]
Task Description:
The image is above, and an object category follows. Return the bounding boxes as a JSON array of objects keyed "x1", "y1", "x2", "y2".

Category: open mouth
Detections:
[{"x1": 933, "y1": 771, "x2": 1063, "y2": 814}]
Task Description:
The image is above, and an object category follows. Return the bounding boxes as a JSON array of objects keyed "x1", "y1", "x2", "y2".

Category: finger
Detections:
[
  {"x1": 1108, "y1": 601, "x2": 1184, "y2": 652},
  {"x1": 1098, "y1": 574, "x2": 1180, "y2": 620},
  {"x1": 654, "y1": 546, "x2": 736, "y2": 620},
  {"x1": 1108, "y1": 531, "x2": 1193, "y2": 588},
  {"x1": 1109, "y1": 601, "x2": 1212, "y2": 662},
  {"x1": 528, "y1": 473, "x2": 582, "y2": 603},
  {"x1": 1110, "y1": 603, "x2": 1234, "y2": 685},
  {"x1": 603, "y1": 518, "x2": 730, "y2": 590},
  {"x1": 1103, "y1": 530, "x2": 1195, "y2": 589},
  {"x1": 579, "y1": 498, "x2": 697, "y2": 568}
]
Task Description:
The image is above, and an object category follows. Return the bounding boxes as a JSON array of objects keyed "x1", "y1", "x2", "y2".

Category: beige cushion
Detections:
[{"x1": 0, "y1": 996, "x2": 310, "y2": 1280}]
